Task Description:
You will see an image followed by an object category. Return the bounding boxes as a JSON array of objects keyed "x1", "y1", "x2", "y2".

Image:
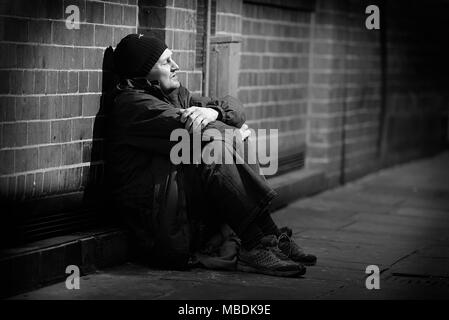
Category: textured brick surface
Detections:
[
  {"x1": 138, "y1": 0, "x2": 202, "y2": 94},
  {"x1": 0, "y1": 0, "x2": 138, "y2": 197},
  {"x1": 307, "y1": 0, "x2": 448, "y2": 186},
  {"x1": 0, "y1": 0, "x2": 138, "y2": 203},
  {"x1": 306, "y1": 1, "x2": 381, "y2": 185},
  {"x1": 239, "y1": 2, "x2": 310, "y2": 156}
]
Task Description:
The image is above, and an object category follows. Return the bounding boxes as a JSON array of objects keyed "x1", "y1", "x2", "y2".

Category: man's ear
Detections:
[
  {"x1": 145, "y1": 68, "x2": 159, "y2": 86},
  {"x1": 146, "y1": 67, "x2": 158, "y2": 80}
]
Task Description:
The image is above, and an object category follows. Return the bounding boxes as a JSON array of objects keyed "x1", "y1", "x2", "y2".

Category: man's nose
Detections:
[{"x1": 170, "y1": 60, "x2": 179, "y2": 71}]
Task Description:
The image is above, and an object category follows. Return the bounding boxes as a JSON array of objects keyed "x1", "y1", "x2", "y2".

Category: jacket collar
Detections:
[
  {"x1": 116, "y1": 77, "x2": 182, "y2": 106},
  {"x1": 118, "y1": 77, "x2": 160, "y2": 93}
]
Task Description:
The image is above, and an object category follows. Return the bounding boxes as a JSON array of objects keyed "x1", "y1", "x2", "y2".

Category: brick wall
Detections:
[
  {"x1": 0, "y1": 0, "x2": 137, "y2": 242},
  {"x1": 216, "y1": 0, "x2": 241, "y2": 36},
  {"x1": 239, "y1": 2, "x2": 311, "y2": 156},
  {"x1": 307, "y1": 0, "x2": 383, "y2": 186},
  {"x1": 307, "y1": 0, "x2": 449, "y2": 186},
  {"x1": 382, "y1": 0, "x2": 449, "y2": 165},
  {"x1": 139, "y1": 0, "x2": 202, "y2": 95}
]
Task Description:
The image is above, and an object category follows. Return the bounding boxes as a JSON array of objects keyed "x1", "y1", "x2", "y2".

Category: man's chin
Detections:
[
  {"x1": 169, "y1": 80, "x2": 181, "y2": 90},
  {"x1": 162, "y1": 80, "x2": 181, "y2": 94}
]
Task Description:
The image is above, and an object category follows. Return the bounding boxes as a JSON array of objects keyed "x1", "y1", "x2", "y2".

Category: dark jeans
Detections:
[
  {"x1": 183, "y1": 138, "x2": 277, "y2": 239},
  {"x1": 114, "y1": 136, "x2": 277, "y2": 265}
]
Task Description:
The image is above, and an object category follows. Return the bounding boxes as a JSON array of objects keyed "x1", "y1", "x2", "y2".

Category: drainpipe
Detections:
[
  {"x1": 203, "y1": 0, "x2": 212, "y2": 97},
  {"x1": 377, "y1": 0, "x2": 388, "y2": 163},
  {"x1": 339, "y1": 12, "x2": 349, "y2": 185}
]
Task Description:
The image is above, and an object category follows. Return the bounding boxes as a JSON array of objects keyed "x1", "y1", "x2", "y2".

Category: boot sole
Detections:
[{"x1": 236, "y1": 261, "x2": 306, "y2": 277}]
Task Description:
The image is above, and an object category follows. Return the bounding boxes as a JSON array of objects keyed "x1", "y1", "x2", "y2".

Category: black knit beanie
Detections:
[{"x1": 113, "y1": 34, "x2": 168, "y2": 78}]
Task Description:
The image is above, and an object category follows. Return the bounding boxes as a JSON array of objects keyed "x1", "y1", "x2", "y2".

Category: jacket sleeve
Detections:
[
  {"x1": 189, "y1": 94, "x2": 246, "y2": 128},
  {"x1": 112, "y1": 93, "x2": 184, "y2": 154},
  {"x1": 125, "y1": 98, "x2": 183, "y2": 138}
]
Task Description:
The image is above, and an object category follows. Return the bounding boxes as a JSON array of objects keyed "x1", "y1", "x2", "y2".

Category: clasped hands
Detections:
[{"x1": 178, "y1": 106, "x2": 251, "y2": 140}]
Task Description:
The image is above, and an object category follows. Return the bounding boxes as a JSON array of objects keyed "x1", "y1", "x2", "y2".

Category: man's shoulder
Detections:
[
  {"x1": 112, "y1": 83, "x2": 191, "y2": 110},
  {"x1": 114, "y1": 87, "x2": 161, "y2": 106}
]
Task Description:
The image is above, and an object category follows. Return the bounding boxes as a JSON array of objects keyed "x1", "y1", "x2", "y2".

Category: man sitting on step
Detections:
[{"x1": 106, "y1": 34, "x2": 317, "y2": 277}]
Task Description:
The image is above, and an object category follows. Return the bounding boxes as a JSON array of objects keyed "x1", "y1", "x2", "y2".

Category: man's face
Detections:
[{"x1": 147, "y1": 49, "x2": 180, "y2": 92}]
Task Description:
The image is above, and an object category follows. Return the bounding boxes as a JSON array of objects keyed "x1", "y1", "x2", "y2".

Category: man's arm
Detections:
[
  {"x1": 125, "y1": 99, "x2": 183, "y2": 138},
  {"x1": 189, "y1": 94, "x2": 246, "y2": 128},
  {"x1": 111, "y1": 93, "x2": 184, "y2": 154}
]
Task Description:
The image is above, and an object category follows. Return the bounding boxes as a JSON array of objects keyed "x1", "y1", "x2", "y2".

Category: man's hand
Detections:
[
  {"x1": 179, "y1": 107, "x2": 219, "y2": 134},
  {"x1": 239, "y1": 123, "x2": 251, "y2": 141}
]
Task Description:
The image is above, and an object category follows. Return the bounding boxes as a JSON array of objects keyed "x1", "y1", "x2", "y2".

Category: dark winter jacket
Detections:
[{"x1": 105, "y1": 78, "x2": 246, "y2": 267}]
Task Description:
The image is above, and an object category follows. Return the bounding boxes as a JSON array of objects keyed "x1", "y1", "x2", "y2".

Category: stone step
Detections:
[
  {"x1": 0, "y1": 227, "x2": 129, "y2": 299},
  {"x1": 0, "y1": 168, "x2": 325, "y2": 298},
  {"x1": 269, "y1": 168, "x2": 326, "y2": 210}
]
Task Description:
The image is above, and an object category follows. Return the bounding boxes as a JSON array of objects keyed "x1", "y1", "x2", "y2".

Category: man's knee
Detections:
[{"x1": 201, "y1": 137, "x2": 247, "y2": 166}]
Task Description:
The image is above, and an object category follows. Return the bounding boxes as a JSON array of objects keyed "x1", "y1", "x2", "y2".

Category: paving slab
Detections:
[
  {"x1": 303, "y1": 263, "x2": 367, "y2": 287},
  {"x1": 393, "y1": 207, "x2": 449, "y2": 221},
  {"x1": 319, "y1": 190, "x2": 405, "y2": 207},
  {"x1": 401, "y1": 197, "x2": 449, "y2": 211},
  {"x1": 297, "y1": 228, "x2": 434, "y2": 249},
  {"x1": 350, "y1": 212, "x2": 449, "y2": 235},
  {"x1": 292, "y1": 238, "x2": 415, "y2": 267},
  {"x1": 342, "y1": 220, "x2": 448, "y2": 241},
  {"x1": 292, "y1": 198, "x2": 397, "y2": 215},
  {"x1": 12, "y1": 263, "x2": 344, "y2": 300},
  {"x1": 415, "y1": 245, "x2": 449, "y2": 258},
  {"x1": 390, "y1": 254, "x2": 449, "y2": 278},
  {"x1": 272, "y1": 207, "x2": 356, "y2": 231},
  {"x1": 360, "y1": 183, "x2": 449, "y2": 199},
  {"x1": 326, "y1": 277, "x2": 449, "y2": 300}
]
